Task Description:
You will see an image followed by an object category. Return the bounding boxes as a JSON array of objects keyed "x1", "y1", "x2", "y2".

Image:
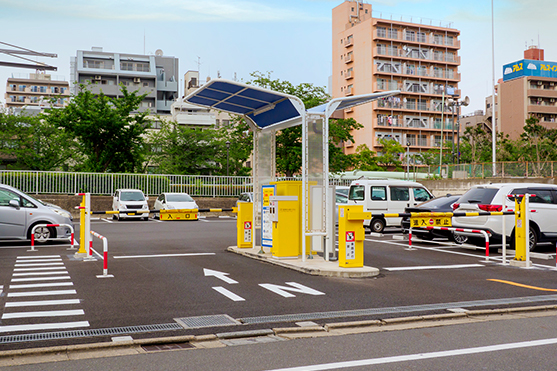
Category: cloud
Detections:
[{"x1": 0, "y1": 0, "x2": 329, "y2": 22}]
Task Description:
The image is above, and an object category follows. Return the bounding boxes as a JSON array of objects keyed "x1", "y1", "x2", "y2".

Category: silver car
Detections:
[{"x1": 0, "y1": 184, "x2": 73, "y2": 244}]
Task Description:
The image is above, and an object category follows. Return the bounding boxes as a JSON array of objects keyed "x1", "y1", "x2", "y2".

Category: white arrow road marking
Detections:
[
  {"x1": 212, "y1": 286, "x2": 245, "y2": 301},
  {"x1": 203, "y1": 269, "x2": 238, "y2": 284},
  {"x1": 259, "y1": 282, "x2": 326, "y2": 298}
]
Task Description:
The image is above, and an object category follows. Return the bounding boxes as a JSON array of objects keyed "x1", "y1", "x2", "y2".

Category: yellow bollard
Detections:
[
  {"x1": 513, "y1": 195, "x2": 527, "y2": 262},
  {"x1": 77, "y1": 195, "x2": 87, "y2": 254}
]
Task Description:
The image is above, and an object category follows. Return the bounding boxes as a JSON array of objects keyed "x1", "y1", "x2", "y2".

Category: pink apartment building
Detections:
[{"x1": 332, "y1": 0, "x2": 461, "y2": 161}]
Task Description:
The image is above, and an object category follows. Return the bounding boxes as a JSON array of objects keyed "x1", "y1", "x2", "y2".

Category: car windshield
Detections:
[
  {"x1": 166, "y1": 194, "x2": 194, "y2": 202},
  {"x1": 349, "y1": 185, "x2": 365, "y2": 201},
  {"x1": 459, "y1": 188, "x2": 498, "y2": 204},
  {"x1": 121, "y1": 191, "x2": 145, "y2": 201},
  {"x1": 417, "y1": 196, "x2": 460, "y2": 209}
]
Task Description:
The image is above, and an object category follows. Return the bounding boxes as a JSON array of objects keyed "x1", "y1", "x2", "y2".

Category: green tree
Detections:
[
  {"x1": 0, "y1": 110, "x2": 74, "y2": 170},
  {"x1": 146, "y1": 121, "x2": 221, "y2": 175},
  {"x1": 459, "y1": 125, "x2": 492, "y2": 164},
  {"x1": 214, "y1": 117, "x2": 253, "y2": 176},
  {"x1": 352, "y1": 144, "x2": 382, "y2": 171},
  {"x1": 376, "y1": 138, "x2": 404, "y2": 170},
  {"x1": 42, "y1": 85, "x2": 150, "y2": 173}
]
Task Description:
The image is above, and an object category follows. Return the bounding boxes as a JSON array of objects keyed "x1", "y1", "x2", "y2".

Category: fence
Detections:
[
  {"x1": 417, "y1": 161, "x2": 557, "y2": 180},
  {"x1": 0, "y1": 170, "x2": 354, "y2": 197}
]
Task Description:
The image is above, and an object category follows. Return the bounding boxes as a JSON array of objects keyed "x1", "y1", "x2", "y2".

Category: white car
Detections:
[
  {"x1": 112, "y1": 189, "x2": 149, "y2": 220},
  {"x1": 154, "y1": 193, "x2": 198, "y2": 219},
  {"x1": 452, "y1": 183, "x2": 557, "y2": 250}
]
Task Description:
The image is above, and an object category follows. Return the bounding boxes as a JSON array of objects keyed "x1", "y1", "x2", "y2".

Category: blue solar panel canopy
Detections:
[
  {"x1": 184, "y1": 79, "x2": 305, "y2": 131},
  {"x1": 307, "y1": 91, "x2": 401, "y2": 117}
]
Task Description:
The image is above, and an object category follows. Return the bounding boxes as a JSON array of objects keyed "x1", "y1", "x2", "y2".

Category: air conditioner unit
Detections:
[
  {"x1": 94, "y1": 75, "x2": 102, "y2": 80},
  {"x1": 550, "y1": 82, "x2": 555, "y2": 86},
  {"x1": 550, "y1": 98, "x2": 556, "y2": 103},
  {"x1": 537, "y1": 81, "x2": 543, "y2": 86},
  {"x1": 133, "y1": 77, "x2": 141, "y2": 83},
  {"x1": 537, "y1": 97, "x2": 543, "y2": 102}
]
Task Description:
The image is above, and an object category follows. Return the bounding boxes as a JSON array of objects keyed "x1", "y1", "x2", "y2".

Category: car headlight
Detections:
[
  {"x1": 120, "y1": 204, "x2": 127, "y2": 210},
  {"x1": 52, "y1": 208, "x2": 71, "y2": 219}
]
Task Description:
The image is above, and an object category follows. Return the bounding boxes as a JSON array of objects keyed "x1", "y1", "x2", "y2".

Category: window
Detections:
[
  {"x1": 377, "y1": 27, "x2": 386, "y2": 38},
  {"x1": 371, "y1": 187, "x2": 386, "y2": 201},
  {"x1": 387, "y1": 28, "x2": 398, "y2": 39},
  {"x1": 417, "y1": 32, "x2": 426, "y2": 43},
  {"x1": 121, "y1": 62, "x2": 133, "y2": 71},
  {"x1": 405, "y1": 30, "x2": 415, "y2": 41},
  {"x1": 390, "y1": 187, "x2": 409, "y2": 201},
  {"x1": 349, "y1": 186, "x2": 365, "y2": 201},
  {"x1": 413, "y1": 188, "x2": 432, "y2": 202},
  {"x1": 18, "y1": 85, "x2": 26, "y2": 91}
]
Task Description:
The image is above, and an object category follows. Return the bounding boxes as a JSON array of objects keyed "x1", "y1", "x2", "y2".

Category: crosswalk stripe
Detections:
[
  {"x1": 17, "y1": 255, "x2": 61, "y2": 259},
  {"x1": 15, "y1": 259, "x2": 62, "y2": 263},
  {"x1": 11, "y1": 276, "x2": 71, "y2": 282},
  {"x1": 15, "y1": 262, "x2": 64, "y2": 267},
  {"x1": 8, "y1": 290, "x2": 77, "y2": 297},
  {"x1": 10, "y1": 282, "x2": 74, "y2": 289},
  {"x1": 13, "y1": 271, "x2": 68, "y2": 276},
  {"x1": 5, "y1": 299, "x2": 81, "y2": 307},
  {"x1": 14, "y1": 266, "x2": 68, "y2": 272},
  {"x1": 2, "y1": 309, "x2": 85, "y2": 319},
  {"x1": 0, "y1": 321, "x2": 90, "y2": 333}
]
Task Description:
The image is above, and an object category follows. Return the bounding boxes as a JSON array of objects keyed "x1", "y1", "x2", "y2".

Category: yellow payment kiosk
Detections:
[
  {"x1": 270, "y1": 195, "x2": 300, "y2": 258},
  {"x1": 338, "y1": 205, "x2": 365, "y2": 268},
  {"x1": 236, "y1": 202, "x2": 253, "y2": 248}
]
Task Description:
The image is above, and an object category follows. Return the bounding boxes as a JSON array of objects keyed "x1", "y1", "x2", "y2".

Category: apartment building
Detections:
[
  {"x1": 499, "y1": 46, "x2": 557, "y2": 139},
  {"x1": 332, "y1": 0, "x2": 461, "y2": 160},
  {"x1": 70, "y1": 47, "x2": 179, "y2": 115},
  {"x1": 5, "y1": 73, "x2": 70, "y2": 109}
]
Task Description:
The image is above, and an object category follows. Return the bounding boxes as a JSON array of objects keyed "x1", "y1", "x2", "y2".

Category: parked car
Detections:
[
  {"x1": 112, "y1": 189, "x2": 149, "y2": 220},
  {"x1": 153, "y1": 193, "x2": 198, "y2": 219},
  {"x1": 452, "y1": 183, "x2": 557, "y2": 250},
  {"x1": 401, "y1": 194, "x2": 461, "y2": 240},
  {"x1": 348, "y1": 179, "x2": 433, "y2": 233},
  {"x1": 0, "y1": 184, "x2": 73, "y2": 244},
  {"x1": 236, "y1": 192, "x2": 254, "y2": 205}
]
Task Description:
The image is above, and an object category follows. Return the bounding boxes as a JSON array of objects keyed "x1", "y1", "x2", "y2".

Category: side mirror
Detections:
[
  {"x1": 145, "y1": 196, "x2": 149, "y2": 201},
  {"x1": 9, "y1": 199, "x2": 20, "y2": 208}
]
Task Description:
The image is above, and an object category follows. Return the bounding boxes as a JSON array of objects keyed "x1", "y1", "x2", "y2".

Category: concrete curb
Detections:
[
  {"x1": 226, "y1": 246, "x2": 380, "y2": 278},
  {"x1": 3, "y1": 305, "x2": 557, "y2": 364}
]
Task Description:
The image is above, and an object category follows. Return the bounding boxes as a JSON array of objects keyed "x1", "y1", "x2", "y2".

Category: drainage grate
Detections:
[
  {"x1": 0, "y1": 323, "x2": 183, "y2": 344},
  {"x1": 175, "y1": 314, "x2": 240, "y2": 329},
  {"x1": 239, "y1": 294, "x2": 557, "y2": 324}
]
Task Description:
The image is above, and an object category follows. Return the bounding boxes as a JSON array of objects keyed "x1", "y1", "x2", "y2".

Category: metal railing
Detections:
[
  {"x1": 0, "y1": 171, "x2": 354, "y2": 197},
  {"x1": 418, "y1": 161, "x2": 557, "y2": 179}
]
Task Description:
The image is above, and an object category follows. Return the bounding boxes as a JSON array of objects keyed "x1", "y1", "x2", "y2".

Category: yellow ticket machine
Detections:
[
  {"x1": 236, "y1": 202, "x2": 253, "y2": 248},
  {"x1": 270, "y1": 196, "x2": 300, "y2": 258},
  {"x1": 338, "y1": 205, "x2": 366, "y2": 268}
]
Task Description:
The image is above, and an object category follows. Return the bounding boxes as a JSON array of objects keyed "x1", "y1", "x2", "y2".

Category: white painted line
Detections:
[
  {"x1": 5, "y1": 299, "x2": 81, "y2": 307},
  {"x1": 11, "y1": 276, "x2": 71, "y2": 282},
  {"x1": 383, "y1": 264, "x2": 485, "y2": 271},
  {"x1": 0, "y1": 321, "x2": 89, "y2": 333},
  {"x1": 113, "y1": 253, "x2": 215, "y2": 259},
  {"x1": 13, "y1": 271, "x2": 68, "y2": 276},
  {"x1": 102, "y1": 218, "x2": 114, "y2": 223},
  {"x1": 14, "y1": 266, "x2": 68, "y2": 272},
  {"x1": 2, "y1": 309, "x2": 85, "y2": 319},
  {"x1": 15, "y1": 262, "x2": 64, "y2": 267},
  {"x1": 212, "y1": 286, "x2": 245, "y2": 301},
  {"x1": 17, "y1": 255, "x2": 61, "y2": 259},
  {"x1": 198, "y1": 219, "x2": 209, "y2": 222},
  {"x1": 10, "y1": 282, "x2": 74, "y2": 289},
  {"x1": 15, "y1": 259, "x2": 62, "y2": 263},
  {"x1": 264, "y1": 337, "x2": 557, "y2": 371},
  {"x1": 204, "y1": 268, "x2": 238, "y2": 284},
  {"x1": 8, "y1": 290, "x2": 77, "y2": 297}
]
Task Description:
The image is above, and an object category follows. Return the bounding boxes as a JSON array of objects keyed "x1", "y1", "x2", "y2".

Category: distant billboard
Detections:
[{"x1": 503, "y1": 59, "x2": 557, "y2": 81}]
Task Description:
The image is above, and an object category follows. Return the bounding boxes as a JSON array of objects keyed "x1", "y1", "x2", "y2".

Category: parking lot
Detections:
[{"x1": 2, "y1": 215, "x2": 557, "y2": 350}]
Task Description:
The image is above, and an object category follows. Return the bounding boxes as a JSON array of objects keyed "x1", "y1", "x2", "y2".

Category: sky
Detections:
[{"x1": 0, "y1": 0, "x2": 555, "y2": 115}]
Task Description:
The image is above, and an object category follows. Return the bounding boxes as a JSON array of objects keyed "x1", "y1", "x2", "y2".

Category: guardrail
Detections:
[
  {"x1": 90, "y1": 230, "x2": 113, "y2": 278},
  {"x1": 29, "y1": 223, "x2": 74, "y2": 251}
]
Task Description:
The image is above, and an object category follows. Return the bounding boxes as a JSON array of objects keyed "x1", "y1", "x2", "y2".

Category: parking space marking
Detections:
[
  {"x1": 212, "y1": 286, "x2": 245, "y2": 301},
  {"x1": 113, "y1": 253, "x2": 215, "y2": 259},
  {"x1": 487, "y1": 279, "x2": 557, "y2": 292},
  {"x1": 384, "y1": 264, "x2": 485, "y2": 271}
]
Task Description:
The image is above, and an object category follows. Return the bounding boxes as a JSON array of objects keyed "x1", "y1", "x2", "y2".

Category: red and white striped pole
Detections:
[
  {"x1": 407, "y1": 227, "x2": 414, "y2": 250},
  {"x1": 90, "y1": 230, "x2": 113, "y2": 278}
]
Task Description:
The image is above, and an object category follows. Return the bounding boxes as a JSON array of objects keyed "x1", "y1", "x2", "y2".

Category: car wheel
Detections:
[
  {"x1": 30, "y1": 225, "x2": 55, "y2": 244},
  {"x1": 142, "y1": 216, "x2": 149, "y2": 221},
  {"x1": 370, "y1": 218, "x2": 385, "y2": 233},
  {"x1": 453, "y1": 233, "x2": 468, "y2": 245},
  {"x1": 529, "y1": 227, "x2": 538, "y2": 251},
  {"x1": 112, "y1": 214, "x2": 118, "y2": 220}
]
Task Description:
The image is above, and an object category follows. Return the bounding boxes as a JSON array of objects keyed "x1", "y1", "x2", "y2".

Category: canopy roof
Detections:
[{"x1": 184, "y1": 78, "x2": 400, "y2": 130}]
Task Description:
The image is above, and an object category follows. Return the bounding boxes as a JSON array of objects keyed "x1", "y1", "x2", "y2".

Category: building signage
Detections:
[{"x1": 503, "y1": 59, "x2": 557, "y2": 81}]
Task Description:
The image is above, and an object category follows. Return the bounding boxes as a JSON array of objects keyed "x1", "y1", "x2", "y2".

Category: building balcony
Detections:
[
  {"x1": 156, "y1": 100, "x2": 174, "y2": 112},
  {"x1": 345, "y1": 54, "x2": 353, "y2": 63},
  {"x1": 345, "y1": 87, "x2": 354, "y2": 96},
  {"x1": 175, "y1": 112, "x2": 216, "y2": 126},
  {"x1": 345, "y1": 38, "x2": 353, "y2": 48},
  {"x1": 528, "y1": 104, "x2": 557, "y2": 114},
  {"x1": 345, "y1": 70, "x2": 354, "y2": 80},
  {"x1": 373, "y1": 30, "x2": 460, "y2": 50},
  {"x1": 527, "y1": 88, "x2": 557, "y2": 98},
  {"x1": 157, "y1": 80, "x2": 178, "y2": 92},
  {"x1": 376, "y1": 47, "x2": 460, "y2": 65}
]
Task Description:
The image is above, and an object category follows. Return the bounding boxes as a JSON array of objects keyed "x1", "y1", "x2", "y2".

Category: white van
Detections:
[{"x1": 348, "y1": 179, "x2": 433, "y2": 233}]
